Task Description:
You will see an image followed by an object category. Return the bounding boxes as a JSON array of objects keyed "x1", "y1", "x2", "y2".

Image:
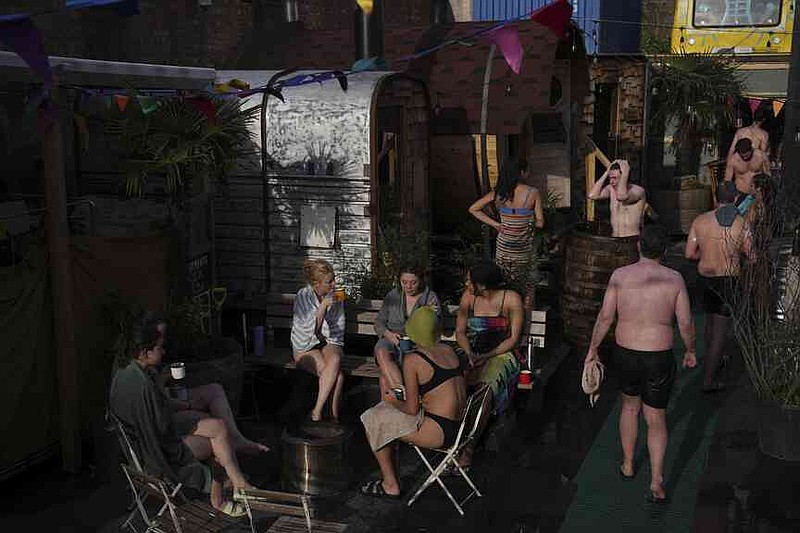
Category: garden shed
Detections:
[{"x1": 215, "y1": 70, "x2": 430, "y2": 302}]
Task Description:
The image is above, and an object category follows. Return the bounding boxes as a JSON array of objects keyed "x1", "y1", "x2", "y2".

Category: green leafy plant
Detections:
[
  {"x1": 101, "y1": 95, "x2": 259, "y2": 197},
  {"x1": 649, "y1": 51, "x2": 743, "y2": 175}
]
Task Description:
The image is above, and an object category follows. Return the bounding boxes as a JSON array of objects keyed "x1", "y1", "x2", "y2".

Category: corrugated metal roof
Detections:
[
  {"x1": 471, "y1": 0, "x2": 640, "y2": 54},
  {"x1": 0, "y1": 50, "x2": 215, "y2": 88}
]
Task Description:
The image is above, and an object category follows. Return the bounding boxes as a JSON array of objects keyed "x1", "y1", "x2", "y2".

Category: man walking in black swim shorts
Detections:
[
  {"x1": 686, "y1": 188, "x2": 752, "y2": 392},
  {"x1": 585, "y1": 225, "x2": 697, "y2": 503}
]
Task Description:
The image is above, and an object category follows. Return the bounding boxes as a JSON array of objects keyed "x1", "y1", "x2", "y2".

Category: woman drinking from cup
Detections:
[
  {"x1": 453, "y1": 261, "x2": 524, "y2": 469},
  {"x1": 373, "y1": 263, "x2": 441, "y2": 399},
  {"x1": 291, "y1": 259, "x2": 345, "y2": 422}
]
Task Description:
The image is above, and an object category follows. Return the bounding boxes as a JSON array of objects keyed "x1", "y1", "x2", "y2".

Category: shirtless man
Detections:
[
  {"x1": 587, "y1": 159, "x2": 646, "y2": 237},
  {"x1": 685, "y1": 189, "x2": 752, "y2": 393},
  {"x1": 727, "y1": 107, "x2": 770, "y2": 159},
  {"x1": 585, "y1": 225, "x2": 696, "y2": 504},
  {"x1": 724, "y1": 138, "x2": 770, "y2": 200}
]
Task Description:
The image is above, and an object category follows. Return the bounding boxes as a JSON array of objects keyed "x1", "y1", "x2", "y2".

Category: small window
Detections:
[{"x1": 693, "y1": 0, "x2": 781, "y2": 28}]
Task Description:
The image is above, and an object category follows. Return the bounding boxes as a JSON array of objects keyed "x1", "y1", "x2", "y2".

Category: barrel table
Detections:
[
  {"x1": 281, "y1": 421, "x2": 352, "y2": 496},
  {"x1": 561, "y1": 232, "x2": 639, "y2": 349}
]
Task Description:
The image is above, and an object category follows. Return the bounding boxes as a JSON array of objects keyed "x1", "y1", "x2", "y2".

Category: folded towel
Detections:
[{"x1": 360, "y1": 401, "x2": 423, "y2": 452}]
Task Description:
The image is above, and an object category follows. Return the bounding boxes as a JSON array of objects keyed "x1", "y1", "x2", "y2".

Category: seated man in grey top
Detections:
[
  {"x1": 374, "y1": 264, "x2": 441, "y2": 396},
  {"x1": 109, "y1": 312, "x2": 256, "y2": 516}
]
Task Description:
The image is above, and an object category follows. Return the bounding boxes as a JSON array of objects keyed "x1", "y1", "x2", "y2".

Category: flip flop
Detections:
[
  {"x1": 218, "y1": 500, "x2": 248, "y2": 517},
  {"x1": 360, "y1": 479, "x2": 400, "y2": 500},
  {"x1": 618, "y1": 464, "x2": 635, "y2": 480},
  {"x1": 645, "y1": 489, "x2": 669, "y2": 505}
]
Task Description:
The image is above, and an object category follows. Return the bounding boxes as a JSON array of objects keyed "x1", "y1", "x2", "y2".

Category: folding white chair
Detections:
[
  {"x1": 106, "y1": 411, "x2": 186, "y2": 533},
  {"x1": 407, "y1": 384, "x2": 492, "y2": 516}
]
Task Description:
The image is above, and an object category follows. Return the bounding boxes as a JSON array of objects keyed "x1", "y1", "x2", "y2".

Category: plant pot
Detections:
[{"x1": 757, "y1": 399, "x2": 800, "y2": 462}]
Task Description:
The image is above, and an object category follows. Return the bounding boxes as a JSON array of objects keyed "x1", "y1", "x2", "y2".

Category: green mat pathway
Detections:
[{"x1": 561, "y1": 313, "x2": 724, "y2": 532}]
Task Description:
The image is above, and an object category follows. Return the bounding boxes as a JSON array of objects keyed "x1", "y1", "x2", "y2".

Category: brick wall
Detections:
[
  {"x1": 580, "y1": 57, "x2": 648, "y2": 183},
  {"x1": 641, "y1": 0, "x2": 675, "y2": 50},
  {"x1": 22, "y1": 0, "x2": 437, "y2": 68}
]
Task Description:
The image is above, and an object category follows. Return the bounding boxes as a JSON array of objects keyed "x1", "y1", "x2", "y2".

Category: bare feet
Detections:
[
  {"x1": 310, "y1": 409, "x2": 323, "y2": 422},
  {"x1": 619, "y1": 462, "x2": 634, "y2": 479},
  {"x1": 649, "y1": 483, "x2": 667, "y2": 502}
]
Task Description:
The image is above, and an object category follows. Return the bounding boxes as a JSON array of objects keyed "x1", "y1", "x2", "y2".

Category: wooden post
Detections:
[
  {"x1": 43, "y1": 92, "x2": 81, "y2": 473},
  {"x1": 585, "y1": 150, "x2": 595, "y2": 222}
]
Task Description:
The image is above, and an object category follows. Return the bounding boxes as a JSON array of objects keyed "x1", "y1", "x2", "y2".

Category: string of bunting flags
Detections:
[{"x1": 1, "y1": 0, "x2": 573, "y2": 129}]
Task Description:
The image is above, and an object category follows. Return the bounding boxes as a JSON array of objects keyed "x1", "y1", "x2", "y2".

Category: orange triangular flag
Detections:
[
  {"x1": 114, "y1": 94, "x2": 130, "y2": 112},
  {"x1": 773, "y1": 99, "x2": 785, "y2": 116}
]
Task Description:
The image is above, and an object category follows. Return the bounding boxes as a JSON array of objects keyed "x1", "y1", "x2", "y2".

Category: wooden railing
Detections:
[{"x1": 584, "y1": 138, "x2": 612, "y2": 222}]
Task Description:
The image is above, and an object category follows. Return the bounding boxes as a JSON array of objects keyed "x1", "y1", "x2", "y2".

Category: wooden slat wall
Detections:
[
  {"x1": 215, "y1": 175, "x2": 267, "y2": 295},
  {"x1": 214, "y1": 174, "x2": 373, "y2": 298}
]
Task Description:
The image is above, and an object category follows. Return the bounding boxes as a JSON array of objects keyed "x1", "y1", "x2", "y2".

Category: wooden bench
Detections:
[{"x1": 245, "y1": 293, "x2": 549, "y2": 389}]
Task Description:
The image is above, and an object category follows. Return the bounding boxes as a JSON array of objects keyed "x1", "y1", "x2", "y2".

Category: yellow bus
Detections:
[{"x1": 671, "y1": 0, "x2": 793, "y2": 97}]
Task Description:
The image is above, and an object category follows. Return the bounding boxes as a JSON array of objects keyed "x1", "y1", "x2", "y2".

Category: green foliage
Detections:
[
  {"x1": 640, "y1": 34, "x2": 671, "y2": 56},
  {"x1": 163, "y1": 296, "x2": 209, "y2": 362},
  {"x1": 101, "y1": 95, "x2": 259, "y2": 198},
  {"x1": 650, "y1": 51, "x2": 743, "y2": 159},
  {"x1": 96, "y1": 291, "x2": 146, "y2": 371}
]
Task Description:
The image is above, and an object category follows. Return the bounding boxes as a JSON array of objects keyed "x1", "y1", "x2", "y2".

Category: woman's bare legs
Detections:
[
  {"x1": 371, "y1": 418, "x2": 444, "y2": 496},
  {"x1": 189, "y1": 383, "x2": 269, "y2": 454},
  {"x1": 375, "y1": 346, "x2": 403, "y2": 391},
  {"x1": 183, "y1": 418, "x2": 251, "y2": 489},
  {"x1": 295, "y1": 344, "x2": 344, "y2": 422}
]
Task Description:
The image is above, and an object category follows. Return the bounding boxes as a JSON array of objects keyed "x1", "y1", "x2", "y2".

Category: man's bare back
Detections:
[
  {"x1": 686, "y1": 209, "x2": 747, "y2": 277},
  {"x1": 608, "y1": 185, "x2": 646, "y2": 238},
  {"x1": 613, "y1": 260, "x2": 686, "y2": 352},
  {"x1": 726, "y1": 150, "x2": 768, "y2": 195}
]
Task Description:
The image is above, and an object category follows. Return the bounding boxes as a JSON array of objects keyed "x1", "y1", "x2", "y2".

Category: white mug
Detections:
[{"x1": 170, "y1": 362, "x2": 186, "y2": 380}]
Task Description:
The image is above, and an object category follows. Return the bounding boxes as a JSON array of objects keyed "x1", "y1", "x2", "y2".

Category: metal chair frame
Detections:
[
  {"x1": 107, "y1": 411, "x2": 185, "y2": 533},
  {"x1": 406, "y1": 384, "x2": 491, "y2": 516}
]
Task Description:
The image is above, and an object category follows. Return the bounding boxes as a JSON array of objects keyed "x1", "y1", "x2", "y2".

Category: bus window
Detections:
[{"x1": 693, "y1": 0, "x2": 781, "y2": 27}]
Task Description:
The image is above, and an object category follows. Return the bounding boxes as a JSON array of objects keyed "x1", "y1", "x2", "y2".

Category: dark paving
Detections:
[
  {"x1": 0, "y1": 347, "x2": 608, "y2": 533},
  {"x1": 2, "y1": 240, "x2": 798, "y2": 532}
]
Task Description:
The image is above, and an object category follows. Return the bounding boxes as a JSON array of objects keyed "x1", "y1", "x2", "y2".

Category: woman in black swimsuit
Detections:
[{"x1": 360, "y1": 306, "x2": 467, "y2": 499}]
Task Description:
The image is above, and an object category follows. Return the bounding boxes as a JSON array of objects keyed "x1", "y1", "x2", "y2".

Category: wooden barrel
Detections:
[
  {"x1": 281, "y1": 421, "x2": 352, "y2": 496},
  {"x1": 561, "y1": 232, "x2": 639, "y2": 349},
  {"x1": 651, "y1": 187, "x2": 711, "y2": 234}
]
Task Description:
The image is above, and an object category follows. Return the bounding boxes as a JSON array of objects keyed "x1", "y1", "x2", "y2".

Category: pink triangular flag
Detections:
[
  {"x1": 773, "y1": 99, "x2": 785, "y2": 116},
  {"x1": 491, "y1": 25, "x2": 524, "y2": 74},
  {"x1": 748, "y1": 98, "x2": 761, "y2": 114},
  {"x1": 530, "y1": 0, "x2": 573, "y2": 38}
]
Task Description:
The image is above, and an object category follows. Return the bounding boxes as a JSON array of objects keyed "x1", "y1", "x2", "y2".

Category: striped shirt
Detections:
[{"x1": 291, "y1": 285, "x2": 345, "y2": 353}]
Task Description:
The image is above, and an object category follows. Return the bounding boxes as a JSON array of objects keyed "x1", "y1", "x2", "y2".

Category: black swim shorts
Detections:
[
  {"x1": 614, "y1": 345, "x2": 676, "y2": 409},
  {"x1": 701, "y1": 275, "x2": 735, "y2": 317}
]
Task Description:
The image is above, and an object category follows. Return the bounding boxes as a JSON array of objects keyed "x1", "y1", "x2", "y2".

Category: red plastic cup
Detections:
[{"x1": 518, "y1": 370, "x2": 533, "y2": 385}]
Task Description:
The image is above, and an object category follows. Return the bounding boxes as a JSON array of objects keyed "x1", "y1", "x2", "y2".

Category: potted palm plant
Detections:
[
  {"x1": 92, "y1": 94, "x2": 259, "y2": 411},
  {"x1": 649, "y1": 51, "x2": 743, "y2": 178}
]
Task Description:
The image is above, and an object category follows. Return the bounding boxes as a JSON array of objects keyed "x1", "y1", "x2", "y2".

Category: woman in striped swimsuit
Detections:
[{"x1": 469, "y1": 158, "x2": 544, "y2": 310}]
